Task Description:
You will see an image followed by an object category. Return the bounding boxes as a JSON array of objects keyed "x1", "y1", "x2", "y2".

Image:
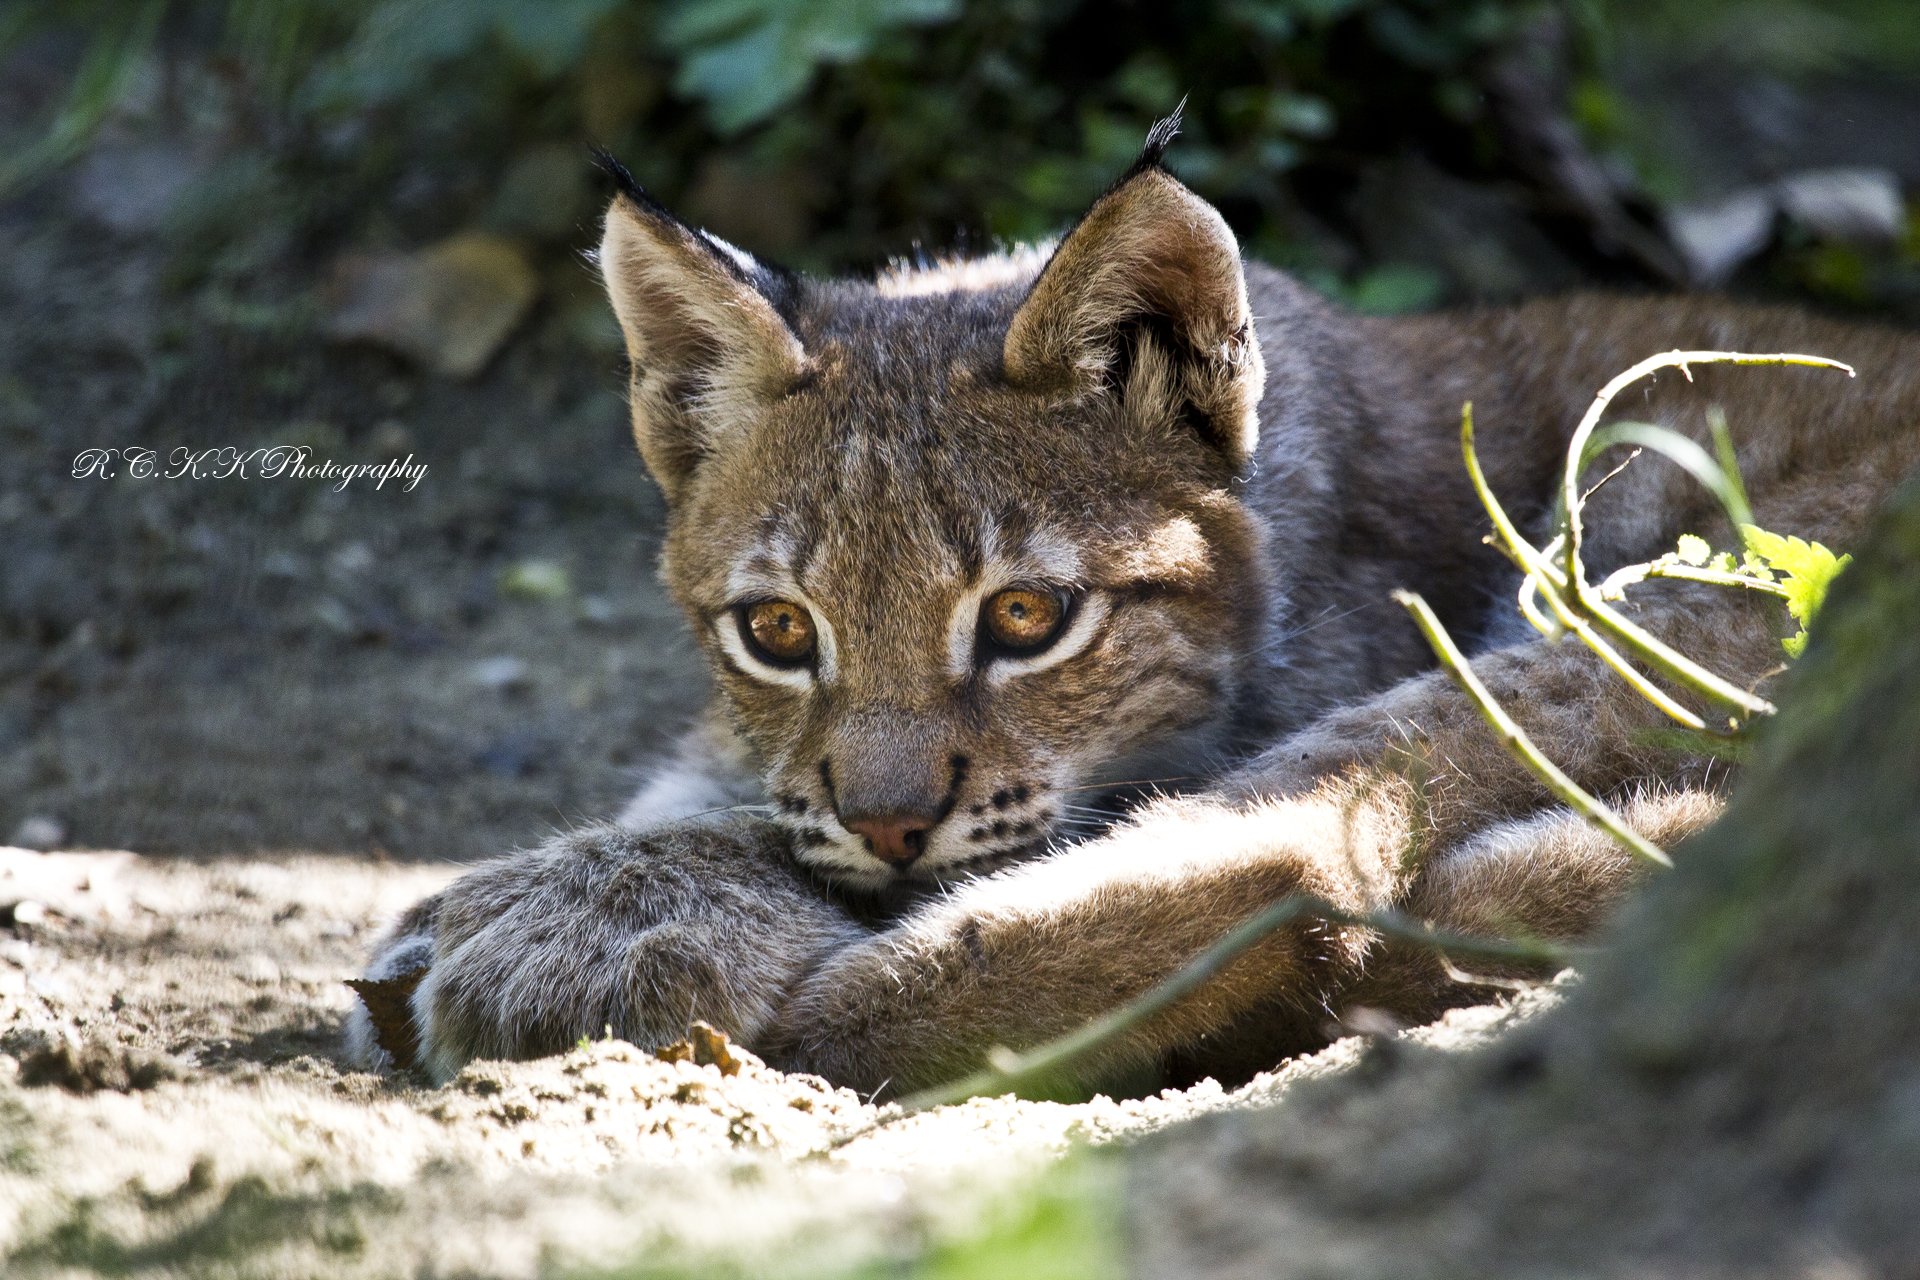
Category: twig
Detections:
[{"x1": 1394, "y1": 589, "x2": 1672, "y2": 869}]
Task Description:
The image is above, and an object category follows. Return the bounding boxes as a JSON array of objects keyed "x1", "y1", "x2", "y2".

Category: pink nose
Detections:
[{"x1": 842, "y1": 814, "x2": 933, "y2": 866}]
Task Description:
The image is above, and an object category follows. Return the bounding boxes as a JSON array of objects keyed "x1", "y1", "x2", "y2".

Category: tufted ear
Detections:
[
  {"x1": 595, "y1": 153, "x2": 808, "y2": 502},
  {"x1": 1003, "y1": 116, "x2": 1263, "y2": 466}
]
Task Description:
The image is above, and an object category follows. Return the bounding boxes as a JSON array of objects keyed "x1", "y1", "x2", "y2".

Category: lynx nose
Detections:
[{"x1": 842, "y1": 814, "x2": 933, "y2": 866}]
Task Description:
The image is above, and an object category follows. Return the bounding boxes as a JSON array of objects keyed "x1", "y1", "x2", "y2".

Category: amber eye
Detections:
[
  {"x1": 981, "y1": 587, "x2": 1069, "y2": 655},
  {"x1": 738, "y1": 600, "x2": 816, "y2": 667}
]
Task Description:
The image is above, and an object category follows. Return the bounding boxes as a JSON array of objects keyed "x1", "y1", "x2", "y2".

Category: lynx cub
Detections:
[{"x1": 349, "y1": 119, "x2": 1920, "y2": 1094}]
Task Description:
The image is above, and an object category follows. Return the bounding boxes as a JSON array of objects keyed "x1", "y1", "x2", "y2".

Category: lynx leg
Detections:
[
  {"x1": 768, "y1": 588, "x2": 1760, "y2": 1097},
  {"x1": 1329, "y1": 789, "x2": 1725, "y2": 1027},
  {"x1": 766, "y1": 778, "x2": 1425, "y2": 1096},
  {"x1": 1408, "y1": 789, "x2": 1724, "y2": 943}
]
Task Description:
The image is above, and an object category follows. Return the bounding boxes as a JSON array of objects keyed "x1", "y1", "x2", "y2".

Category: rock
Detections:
[
  {"x1": 9, "y1": 815, "x2": 66, "y2": 851},
  {"x1": 1666, "y1": 189, "x2": 1776, "y2": 287},
  {"x1": 468, "y1": 655, "x2": 532, "y2": 693},
  {"x1": 69, "y1": 141, "x2": 213, "y2": 235},
  {"x1": 323, "y1": 233, "x2": 539, "y2": 379},
  {"x1": 1775, "y1": 168, "x2": 1904, "y2": 247},
  {"x1": 1664, "y1": 168, "x2": 1904, "y2": 287}
]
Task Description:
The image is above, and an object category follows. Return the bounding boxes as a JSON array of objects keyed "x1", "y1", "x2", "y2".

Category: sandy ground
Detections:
[{"x1": 0, "y1": 844, "x2": 1552, "y2": 1277}]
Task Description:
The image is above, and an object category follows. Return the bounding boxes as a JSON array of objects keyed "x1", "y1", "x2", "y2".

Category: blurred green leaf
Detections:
[
  {"x1": 663, "y1": 0, "x2": 961, "y2": 134},
  {"x1": 1349, "y1": 263, "x2": 1445, "y2": 314}
]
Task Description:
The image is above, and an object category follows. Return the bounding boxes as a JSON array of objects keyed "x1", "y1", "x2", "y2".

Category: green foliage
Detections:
[
  {"x1": 662, "y1": 0, "x2": 961, "y2": 134},
  {"x1": 1738, "y1": 525, "x2": 1853, "y2": 656},
  {"x1": 1581, "y1": 410, "x2": 1851, "y2": 659},
  {"x1": 3, "y1": 0, "x2": 1569, "y2": 279},
  {"x1": 587, "y1": 1155, "x2": 1121, "y2": 1280},
  {"x1": 0, "y1": 0, "x2": 164, "y2": 197},
  {"x1": 11, "y1": 0, "x2": 1916, "y2": 311},
  {"x1": 862, "y1": 1156, "x2": 1121, "y2": 1280}
]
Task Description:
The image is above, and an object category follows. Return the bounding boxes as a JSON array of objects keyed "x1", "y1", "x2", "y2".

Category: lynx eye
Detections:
[
  {"x1": 738, "y1": 600, "x2": 816, "y2": 667},
  {"x1": 981, "y1": 587, "x2": 1069, "y2": 655}
]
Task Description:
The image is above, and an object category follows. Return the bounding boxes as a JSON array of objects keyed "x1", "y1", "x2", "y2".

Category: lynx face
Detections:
[{"x1": 599, "y1": 146, "x2": 1269, "y2": 889}]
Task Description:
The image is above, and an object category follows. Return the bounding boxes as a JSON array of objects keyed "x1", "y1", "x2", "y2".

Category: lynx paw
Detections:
[{"x1": 347, "y1": 819, "x2": 864, "y2": 1082}]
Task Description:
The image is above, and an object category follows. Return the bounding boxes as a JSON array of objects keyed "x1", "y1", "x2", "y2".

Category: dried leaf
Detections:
[
  {"x1": 653, "y1": 1020, "x2": 742, "y2": 1076},
  {"x1": 346, "y1": 970, "x2": 426, "y2": 1069}
]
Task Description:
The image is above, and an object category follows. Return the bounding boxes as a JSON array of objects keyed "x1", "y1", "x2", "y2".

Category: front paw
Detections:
[{"x1": 352, "y1": 819, "x2": 863, "y2": 1081}]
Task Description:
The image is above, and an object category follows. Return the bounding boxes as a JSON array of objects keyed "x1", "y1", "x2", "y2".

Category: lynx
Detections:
[{"x1": 348, "y1": 118, "x2": 1920, "y2": 1095}]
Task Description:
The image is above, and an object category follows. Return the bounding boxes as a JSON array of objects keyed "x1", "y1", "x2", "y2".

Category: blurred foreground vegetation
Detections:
[{"x1": 4, "y1": 0, "x2": 1919, "y2": 322}]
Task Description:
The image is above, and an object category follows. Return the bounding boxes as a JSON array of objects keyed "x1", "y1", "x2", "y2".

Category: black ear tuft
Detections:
[
  {"x1": 591, "y1": 147, "x2": 678, "y2": 225},
  {"x1": 1118, "y1": 98, "x2": 1187, "y2": 187},
  {"x1": 591, "y1": 147, "x2": 791, "y2": 297}
]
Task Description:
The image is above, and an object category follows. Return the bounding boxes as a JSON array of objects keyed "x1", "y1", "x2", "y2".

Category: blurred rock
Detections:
[
  {"x1": 323, "y1": 234, "x2": 539, "y2": 379},
  {"x1": 1665, "y1": 168, "x2": 1904, "y2": 287},
  {"x1": 1349, "y1": 156, "x2": 1581, "y2": 300},
  {"x1": 330, "y1": 542, "x2": 375, "y2": 577},
  {"x1": 69, "y1": 141, "x2": 212, "y2": 235},
  {"x1": 474, "y1": 730, "x2": 545, "y2": 777},
  {"x1": 368, "y1": 419, "x2": 415, "y2": 456},
  {"x1": 8, "y1": 816, "x2": 66, "y2": 851},
  {"x1": 577, "y1": 594, "x2": 620, "y2": 628},
  {"x1": 468, "y1": 655, "x2": 531, "y2": 693},
  {"x1": 1775, "y1": 168, "x2": 1904, "y2": 246},
  {"x1": 1667, "y1": 190, "x2": 1776, "y2": 287}
]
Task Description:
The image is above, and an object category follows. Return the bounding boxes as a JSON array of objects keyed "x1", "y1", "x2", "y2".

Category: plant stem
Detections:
[
  {"x1": 1464, "y1": 415, "x2": 1713, "y2": 731},
  {"x1": 1394, "y1": 589, "x2": 1673, "y2": 869},
  {"x1": 1555, "y1": 351, "x2": 1849, "y2": 721},
  {"x1": 1600, "y1": 561, "x2": 1791, "y2": 601}
]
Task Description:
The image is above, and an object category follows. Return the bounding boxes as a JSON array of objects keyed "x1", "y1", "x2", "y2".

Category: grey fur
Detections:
[{"x1": 351, "y1": 148, "x2": 1920, "y2": 1093}]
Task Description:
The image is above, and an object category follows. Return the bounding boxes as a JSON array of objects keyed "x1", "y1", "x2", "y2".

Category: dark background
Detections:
[{"x1": 2, "y1": 0, "x2": 1917, "y2": 860}]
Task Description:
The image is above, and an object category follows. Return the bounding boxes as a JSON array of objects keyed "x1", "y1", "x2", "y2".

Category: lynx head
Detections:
[{"x1": 597, "y1": 121, "x2": 1269, "y2": 891}]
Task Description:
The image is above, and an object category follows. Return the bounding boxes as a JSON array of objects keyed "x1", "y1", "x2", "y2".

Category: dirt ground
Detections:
[
  {"x1": 0, "y1": 845, "x2": 1554, "y2": 1276},
  {"x1": 0, "y1": 181, "x2": 714, "y2": 864}
]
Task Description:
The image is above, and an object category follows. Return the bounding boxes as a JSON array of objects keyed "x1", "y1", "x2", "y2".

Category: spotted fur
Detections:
[{"x1": 353, "y1": 121, "x2": 1920, "y2": 1093}]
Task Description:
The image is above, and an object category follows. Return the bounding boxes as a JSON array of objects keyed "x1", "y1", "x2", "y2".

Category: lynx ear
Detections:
[
  {"x1": 1003, "y1": 125, "x2": 1263, "y2": 465},
  {"x1": 596, "y1": 156, "x2": 807, "y2": 501}
]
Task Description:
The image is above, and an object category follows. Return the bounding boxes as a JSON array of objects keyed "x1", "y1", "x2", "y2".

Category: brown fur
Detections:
[{"x1": 350, "y1": 137, "x2": 1920, "y2": 1094}]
